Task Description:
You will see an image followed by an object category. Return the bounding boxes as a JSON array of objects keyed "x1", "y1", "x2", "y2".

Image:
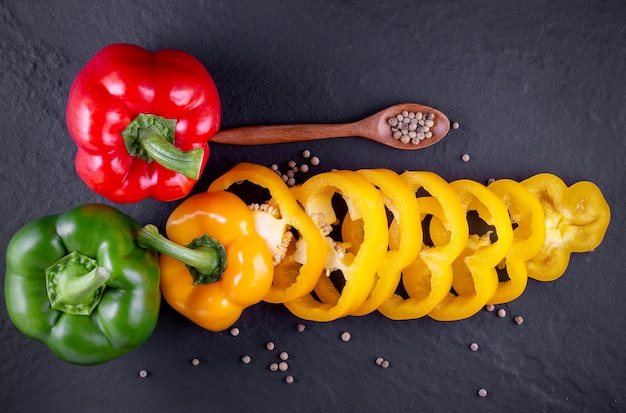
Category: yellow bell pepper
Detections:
[
  {"x1": 208, "y1": 163, "x2": 327, "y2": 303},
  {"x1": 486, "y1": 179, "x2": 546, "y2": 304},
  {"x1": 284, "y1": 170, "x2": 389, "y2": 322},
  {"x1": 378, "y1": 171, "x2": 468, "y2": 320},
  {"x1": 339, "y1": 169, "x2": 423, "y2": 316},
  {"x1": 428, "y1": 179, "x2": 514, "y2": 321},
  {"x1": 156, "y1": 191, "x2": 274, "y2": 332},
  {"x1": 521, "y1": 173, "x2": 611, "y2": 281}
]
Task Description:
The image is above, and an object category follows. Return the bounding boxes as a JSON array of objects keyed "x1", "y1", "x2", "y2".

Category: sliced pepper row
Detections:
[{"x1": 211, "y1": 163, "x2": 611, "y2": 322}]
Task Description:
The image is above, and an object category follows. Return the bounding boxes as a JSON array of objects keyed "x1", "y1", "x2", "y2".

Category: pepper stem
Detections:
[
  {"x1": 137, "y1": 224, "x2": 227, "y2": 285},
  {"x1": 121, "y1": 113, "x2": 204, "y2": 180},
  {"x1": 45, "y1": 251, "x2": 110, "y2": 316}
]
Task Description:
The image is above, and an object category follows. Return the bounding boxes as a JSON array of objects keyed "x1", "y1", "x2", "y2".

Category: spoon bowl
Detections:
[{"x1": 210, "y1": 103, "x2": 450, "y2": 150}]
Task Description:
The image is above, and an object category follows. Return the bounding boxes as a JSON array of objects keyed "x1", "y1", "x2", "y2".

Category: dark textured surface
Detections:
[{"x1": 1, "y1": 1, "x2": 625, "y2": 412}]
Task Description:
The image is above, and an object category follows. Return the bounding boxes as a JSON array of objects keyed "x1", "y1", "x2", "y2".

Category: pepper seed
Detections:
[
  {"x1": 269, "y1": 362, "x2": 279, "y2": 371},
  {"x1": 279, "y1": 351, "x2": 289, "y2": 361},
  {"x1": 278, "y1": 361, "x2": 289, "y2": 372},
  {"x1": 285, "y1": 375, "x2": 294, "y2": 384},
  {"x1": 241, "y1": 355, "x2": 252, "y2": 364},
  {"x1": 470, "y1": 343, "x2": 479, "y2": 351},
  {"x1": 230, "y1": 327, "x2": 240, "y2": 337},
  {"x1": 485, "y1": 304, "x2": 495, "y2": 312},
  {"x1": 462, "y1": 153, "x2": 470, "y2": 162},
  {"x1": 296, "y1": 323, "x2": 306, "y2": 332},
  {"x1": 340, "y1": 332, "x2": 351, "y2": 342},
  {"x1": 497, "y1": 308, "x2": 507, "y2": 318},
  {"x1": 375, "y1": 357, "x2": 384, "y2": 366},
  {"x1": 310, "y1": 156, "x2": 320, "y2": 166},
  {"x1": 139, "y1": 370, "x2": 148, "y2": 378},
  {"x1": 302, "y1": 149, "x2": 311, "y2": 158},
  {"x1": 452, "y1": 121, "x2": 460, "y2": 130},
  {"x1": 478, "y1": 388, "x2": 488, "y2": 398},
  {"x1": 514, "y1": 315, "x2": 524, "y2": 325},
  {"x1": 381, "y1": 360, "x2": 390, "y2": 369},
  {"x1": 266, "y1": 341, "x2": 275, "y2": 351},
  {"x1": 191, "y1": 358, "x2": 200, "y2": 366}
]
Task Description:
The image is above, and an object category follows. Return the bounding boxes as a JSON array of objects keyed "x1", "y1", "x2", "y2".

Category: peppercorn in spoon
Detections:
[{"x1": 210, "y1": 103, "x2": 450, "y2": 150}]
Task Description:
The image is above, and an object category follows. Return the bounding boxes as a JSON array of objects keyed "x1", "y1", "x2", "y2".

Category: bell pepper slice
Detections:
[
  {"x1": 339, "y1": 169, "x2": 423, "y2": 316},
  {"x1": 4, "y1": 204, "x2": 161, "y2": 365},
  {"x1": 486, "y1": 179, "x2": 546, "y2": 304},
  {"x1": 284, "y1": 170, "x2": 389, "y2": 322},
  {"x1": 521, "y1": 173, "x2": 611, "y2": 281},
  {"x1": 138, "y1": 191, "x2": 274, "y2": 332},
  {"x1": 377, "y1": 171, "x2": 468, "y2": 320},
  {"x1": 428, "y1": 179, "x2": 514, "y2": 321},
  {"x1": 66, "y1": 43, "x2": 221, "y2": 203},
  {"x1": 208, "y1": 163, "x2": 327, "y2": 303}
]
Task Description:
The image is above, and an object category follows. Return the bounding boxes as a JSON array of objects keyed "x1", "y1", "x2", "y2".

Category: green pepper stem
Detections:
[
  {"x1": 45, "y1": 251, "x2": 110, "y2": 316},
  {"x1": 139, "y1": 133, "x2": 204, "y2": 180},
  {"x1": 121, "y1": 113, "x2": 204, "y2": 180},
  {"x1": 137, "y1": 224, "x2": 227, "y2": 284}
]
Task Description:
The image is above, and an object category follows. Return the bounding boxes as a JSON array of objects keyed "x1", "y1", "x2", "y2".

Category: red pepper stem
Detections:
[
  {"x1": 121, "y1": 113, "x2": 204, "y2": 180},
  {"x1": 137, "y1": 224, "x2": 227, "y2": 285},
  {"x1": 139, "y1": 133, "x2": 204, "y2": 180},
  {"x1": 45, "y1": 251, "x2": 110, "y2": 316}
]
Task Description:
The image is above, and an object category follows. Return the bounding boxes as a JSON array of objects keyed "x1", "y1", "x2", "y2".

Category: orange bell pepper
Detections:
[{"x1": 139, "y1": 191, "x2": 273, "y2": 332}]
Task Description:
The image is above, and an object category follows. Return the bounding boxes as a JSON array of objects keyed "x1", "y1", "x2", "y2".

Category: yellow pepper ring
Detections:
[
  {"x1": 377, "y1": 171, "x2": 468, "y2": 320},
  {"x1": 521, "y1": 173, "x2": 611, "y2": 282},
  {"x1": 284, "y1": 170, "x2": 389, "y2": 322},
  {"x1": 339, "y1": 169, "x2": 423, "y2": 316},
  {"x1": 207, "y1": 162, "x2": 327, "y2": 303},
  {"x1": 486, "y1": 179, "x2": 546, "y2": 304},
  {"x1": 428, "y1": 179, "x2": 514, "y2": 321}
]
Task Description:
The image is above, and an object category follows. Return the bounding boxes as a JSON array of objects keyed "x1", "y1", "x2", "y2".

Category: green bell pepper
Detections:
[{"x1": 4, "y1": 204, "x2": 161, "y2": 365}]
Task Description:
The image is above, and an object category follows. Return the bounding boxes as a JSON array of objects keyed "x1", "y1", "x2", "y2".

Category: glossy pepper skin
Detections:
[
  {"x1": 149, "y1": 191, "x2": 274, "y2": 332},
  {"x1": 66, "y1": 43, "x2": 221, "y2": 203},
  {"x1": 4, "y1": 204, "x2": 161, "y2": 365}
]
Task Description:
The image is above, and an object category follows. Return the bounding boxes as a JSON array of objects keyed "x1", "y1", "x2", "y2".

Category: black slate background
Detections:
[{"x1": 1, "y1": 1, "x2": 625, "y2": 412}]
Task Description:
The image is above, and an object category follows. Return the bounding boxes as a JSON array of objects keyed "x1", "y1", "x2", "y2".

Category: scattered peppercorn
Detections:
[
  {"x1": 191, "y1": 358, "x2": 200, "y2": 366},
  {"x1": 478, "y1": 388, "x2": 488, "y2": 398},
  {"x1": 375, "y1": 357, "x2": 384, "y2": 366},
  {"x1": 296, "y1": 323, "x2": 306, "y2": 332},
  {"x1": 470, "y1": 343, "x2": 479, "y2": 351},
  {"x1": 285, "y1": 375, "x2": 294, "y2": 384},
  {"x1": 266, "y1": 341, "x2": 275, "y2": 351},
  {"x1": 302, "y1": 149, "x2": 311, "y2": 158},
  {"x1": 230, "y1": 327, "x2": 240, "y2": 337},
  {"x1": 139, "y1": 370, "x2": 148, "y2": 378},
  {"x1": 462, "y1": 153, "x2": 470, "y2": 162},
  {"x1": 269, "y1": 362, "x2": 279, "y2": 372},
  {"x1": 381, "y1": 360, "x2": 390, "y2": 369},
  {"x1": 485, "y1": 304, "x2": 495, "y2": 312},
  {"x1": 278, "y1": 361, "x2": 289, "y2": 372},
  {"x1": 452, "y1": 121, "x2": 460, "y2": 130},
  {"x1": 340, "y1": 332, "x2": 351, "y2": 342},
  {"x1": 279, "y1": 351, "x2": 289, "y2": 361},
  {"x1": 487, "y1": 178, "x2": 496, "y2": 185},
  {"x1": 514, "y1": 315, "x2": 524, "y2": 325},
  {"x1": 241, "y1": 355, "x2": 252, "y2": 364},
  {"x1": 497, "y1": 308, "x2": 507, "y2": 318},
  {"x1": 310, "y1": 156, "x2": 320, "y2": 166}
]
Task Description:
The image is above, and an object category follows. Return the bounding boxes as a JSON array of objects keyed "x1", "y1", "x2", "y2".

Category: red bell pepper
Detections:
[{"x1": 66, "y1": 44, "x2": 221, "y2": 203}]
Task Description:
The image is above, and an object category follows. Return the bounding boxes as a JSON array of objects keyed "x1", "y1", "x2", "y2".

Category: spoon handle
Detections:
[{"x1": 210, "y1": 123, "x2": 357, "y2": 145}]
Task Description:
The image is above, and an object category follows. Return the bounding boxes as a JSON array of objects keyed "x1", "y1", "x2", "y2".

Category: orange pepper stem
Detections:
[{"x1": 137, "y1": 224, "x2": 227, "y2": 285}]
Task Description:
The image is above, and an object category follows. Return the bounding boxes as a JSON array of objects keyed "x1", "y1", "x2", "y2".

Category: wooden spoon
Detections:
[{"x1": 210, "y1": 103, "x2": 450, "y2": 150}]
